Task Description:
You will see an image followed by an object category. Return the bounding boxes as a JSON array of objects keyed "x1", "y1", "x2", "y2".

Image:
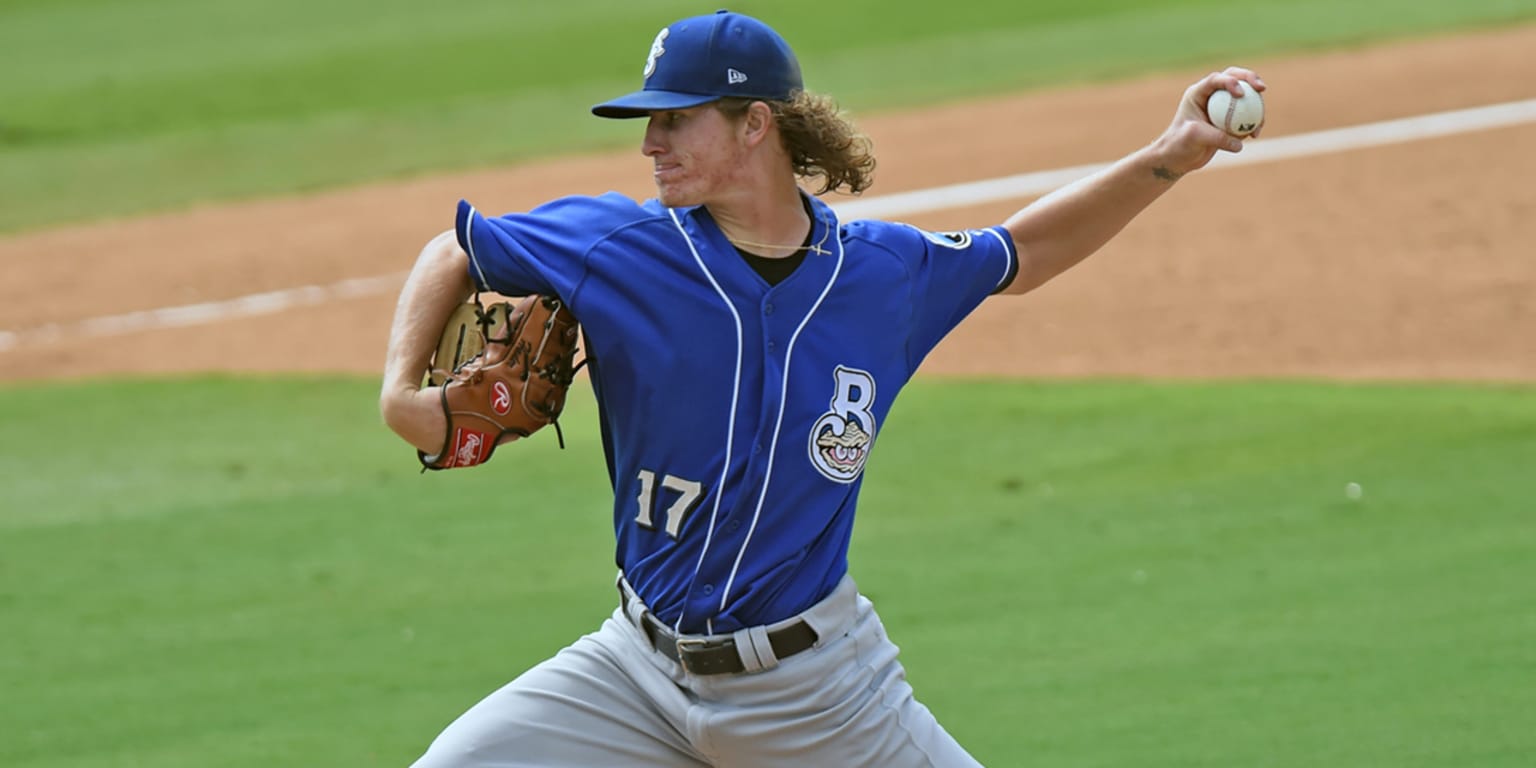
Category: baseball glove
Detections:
[{"x1": 419, "y1": 294, "x2": 581, "y2": 470}]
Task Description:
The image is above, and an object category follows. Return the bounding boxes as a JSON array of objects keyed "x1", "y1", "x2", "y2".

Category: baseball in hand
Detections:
[{"x1": 1205, "y1": 80, "x2": 1264, "y2": 137}]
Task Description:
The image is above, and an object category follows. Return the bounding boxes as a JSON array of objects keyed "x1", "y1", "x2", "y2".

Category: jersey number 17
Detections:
[{"x1": 635, "y1": 470, "x2": 706, "y2": 538}]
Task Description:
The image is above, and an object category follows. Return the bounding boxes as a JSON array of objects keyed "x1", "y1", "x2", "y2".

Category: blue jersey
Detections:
[{"x1": 455, "y1": 192, "x2": 1016, "y2": 634}]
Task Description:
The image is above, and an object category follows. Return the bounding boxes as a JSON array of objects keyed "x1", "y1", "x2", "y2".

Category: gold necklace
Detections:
[{"x1": 724, "y1": 218, "x2": 834, "y2": 257}]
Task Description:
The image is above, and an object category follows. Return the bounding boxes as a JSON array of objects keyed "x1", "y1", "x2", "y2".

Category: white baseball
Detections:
[{"x1": 1205, "y1": 80, "x2": 1264, "y2": 137}]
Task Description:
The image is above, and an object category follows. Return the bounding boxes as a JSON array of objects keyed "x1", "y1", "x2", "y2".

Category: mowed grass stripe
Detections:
[
  {"x1": 1, "y1": 377, "x2": 1532, "y2": 766},
  {"x1": 3, "y1": 0, "x2": 1536, "y2": 231}
]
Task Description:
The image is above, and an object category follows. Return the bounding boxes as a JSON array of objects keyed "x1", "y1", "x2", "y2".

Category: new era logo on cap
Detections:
[{"x1": 592, "y1": 10, "x2": 803, "y2": 119}]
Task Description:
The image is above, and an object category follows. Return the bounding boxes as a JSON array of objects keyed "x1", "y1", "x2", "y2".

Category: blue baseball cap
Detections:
[{"x1": 592, "y1": 10, "x2": 803, "y2": 119}]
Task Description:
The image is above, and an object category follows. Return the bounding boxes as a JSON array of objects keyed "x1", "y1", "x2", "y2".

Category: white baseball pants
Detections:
[{"x1": 410, "y1": 575, "x2": 983, "y2": 767}]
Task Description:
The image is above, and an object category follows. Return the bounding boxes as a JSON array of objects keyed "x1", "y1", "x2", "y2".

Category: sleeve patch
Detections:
[{"x1": 921, "y1": 230, "x2": 974, "y2": 249}]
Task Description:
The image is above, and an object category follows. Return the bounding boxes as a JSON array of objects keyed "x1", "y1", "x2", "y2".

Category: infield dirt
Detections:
[{"x1": 2, "y1": 25, "x2": 1532, "y2": 383}]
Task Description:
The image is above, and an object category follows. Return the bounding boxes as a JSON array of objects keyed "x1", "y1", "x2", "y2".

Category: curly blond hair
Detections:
[{"x1": 717, "y1": 92, "x2": 877, "y2": 196}]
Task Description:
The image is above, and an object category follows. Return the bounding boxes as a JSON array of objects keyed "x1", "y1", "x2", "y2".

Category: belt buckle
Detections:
[
  {"x1": 675, "y1": 636, "x2": 713, "y2": 656},
  {"x1": 675, "y1": 636, "x2": 725, "y2": 675}
]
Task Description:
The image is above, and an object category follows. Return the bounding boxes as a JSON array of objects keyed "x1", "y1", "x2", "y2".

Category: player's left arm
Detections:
[
  {"x1": 380, "y1": 230, "x2": 475, "y2": 455},
  {"x1": 998, "y1": 67, "x2": 1264, "y2": 296}
]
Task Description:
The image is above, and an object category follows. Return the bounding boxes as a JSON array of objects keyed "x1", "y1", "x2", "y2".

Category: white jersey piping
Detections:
[
  {"x1": 982, "y1": 226, "x2": 1017, "y2": 290},
  {"x1": 461, "y1": 205, "x2": 492, "y2": 292},
  {"x1": 667, "y1": 208, "x2": 745, "y2": 635},
  {"x1": 718, "y1": 213, "x2": 845, "y2": 614}
]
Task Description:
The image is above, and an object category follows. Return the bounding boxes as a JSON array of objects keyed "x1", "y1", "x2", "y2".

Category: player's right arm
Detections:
[
  {"x1": 379, "y1": 229, "x2": 475, "y2": 454},
  {"x1": 999, "y1": 68, "x2": 1261, "y2": 296}
]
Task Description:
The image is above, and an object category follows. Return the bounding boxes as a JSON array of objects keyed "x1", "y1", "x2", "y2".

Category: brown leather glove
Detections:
[{"x1": 419, "y1": 294, "x2": 581, "y2": 470}]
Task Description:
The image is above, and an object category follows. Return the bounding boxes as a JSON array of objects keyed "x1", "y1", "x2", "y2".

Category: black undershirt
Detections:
[
  {"x1": 733, "y1": 215, "x2": 814, "y2": 286},
  {"x1": 735, "y1": 246, "x2": 807, "y2": 285}
]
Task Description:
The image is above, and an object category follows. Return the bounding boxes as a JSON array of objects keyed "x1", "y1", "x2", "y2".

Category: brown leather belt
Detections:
[{"x1": 620, "y1": 587, "x2": 818, "y2": 675}]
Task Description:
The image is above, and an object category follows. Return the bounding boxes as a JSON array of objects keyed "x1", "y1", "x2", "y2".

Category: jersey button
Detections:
[
  {"x1": 764, "y1": 303, "x2": 775, "y2": 315},
  {"x1": 767, "y1": 341, "x2": 777, "y2": 351},
  {"x1": 728, "y1": 520, "x2": 741, "y2": 532},
  {"x1": 701, "y1": 584, "x2": 714, "y2": 596}
]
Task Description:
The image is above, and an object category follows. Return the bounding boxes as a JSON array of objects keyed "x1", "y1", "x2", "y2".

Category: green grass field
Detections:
[
  {"x1": 2, "y1": 378, "x2": 1533, "y2": 766},
  {"x1": 3, "y1": 0, "x2": 1536, "y2": 232}
]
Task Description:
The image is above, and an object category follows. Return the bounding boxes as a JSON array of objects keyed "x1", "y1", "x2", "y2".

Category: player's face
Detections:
[{"x1": 642, "y1": 105, "x2": 748, "y2": 207}]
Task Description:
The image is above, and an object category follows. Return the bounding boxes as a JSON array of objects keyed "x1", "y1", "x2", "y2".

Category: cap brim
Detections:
[{"x1": 591, "y1": 89, "x2": 721, "y2": 119}]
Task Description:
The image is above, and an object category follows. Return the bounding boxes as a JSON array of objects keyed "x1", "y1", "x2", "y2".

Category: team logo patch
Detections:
[
  {"x1": 808, "y1": 366, "x2": 878, "y2": 483},
  {"x1": 644, "y1": 28, "x2": 668, "y2": 79},
  {"x1": 922, "y1": 229, "x2": 974, "y2": 249}
]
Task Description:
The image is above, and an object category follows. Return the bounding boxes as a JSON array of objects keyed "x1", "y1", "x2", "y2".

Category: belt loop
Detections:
[
  {"x1": 733, "y1": 625, "x2": 778, "y2": 673},
  {"x1": 617, "y1": 572, "x2": 648, "y2": 630}
]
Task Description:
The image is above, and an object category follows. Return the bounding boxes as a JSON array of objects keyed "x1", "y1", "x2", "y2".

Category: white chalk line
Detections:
[
  {"x1": 3, "y1": 98, "x2": 1533, "y2": 354},
  {"x1": 0, "y1": 274, "x2": 406, "y2": 352},
  {"x1": 833, "y1": 98, "x2": 1536, "y2": 218}
]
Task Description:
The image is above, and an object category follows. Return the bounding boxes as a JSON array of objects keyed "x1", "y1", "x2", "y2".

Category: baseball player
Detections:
[{"x1": 380, "y1": 9, "x2": 1264, "y2": 767}]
